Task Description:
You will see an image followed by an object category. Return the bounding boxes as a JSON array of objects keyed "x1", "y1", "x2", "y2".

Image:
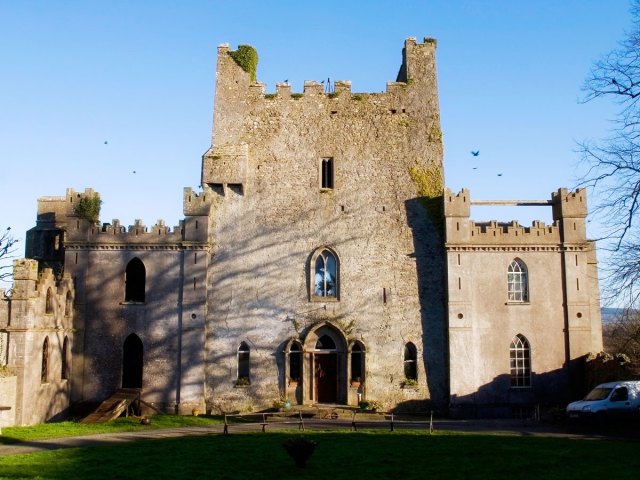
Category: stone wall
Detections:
[
  {"x1": 445, "y1": 188, "x2": 603, "y2": 416},
  {"x1": 3, "y1": 260, "x2": 74, "y2": 425},
  {"x1": 203, "y1": 38, "x2": 447, "y2": 412}
]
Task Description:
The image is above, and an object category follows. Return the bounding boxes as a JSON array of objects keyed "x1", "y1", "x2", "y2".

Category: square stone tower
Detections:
[{"x1": 202, "y1": 38, "x2": 447, "y2": 411}]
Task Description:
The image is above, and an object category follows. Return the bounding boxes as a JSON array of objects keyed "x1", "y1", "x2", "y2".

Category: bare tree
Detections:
[
  {"x1": 603, "y1": 309, "x2": 640, "y2": 374},
  {"x1": 0, "y1": 226, "x2": 18, "y2": 282},
  {"x1": 579, "y1": 1, "x2": 640, "y2": 305}
]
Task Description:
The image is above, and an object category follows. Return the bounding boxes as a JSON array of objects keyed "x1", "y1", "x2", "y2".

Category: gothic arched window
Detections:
[
  {"x1": 510, "y1": 334, "x2": 531, "y2": 388},
  {"x1": 45, "y1": 288, "x2": 54, "y2": 314},
  {"x1": 61, "y1": 336, "x2": 70, "y2": 380},
  {"x1": 288, "y1": 342, "x2": 302, "y2": 383},
  {"x1": 237, "y1": 342, "x2": 250, "y2": 385},
  {"x1": 41, "y1": 337, "x2": 49, "y2": 384},
  {"x1": 64, "y1": 291, "x2": 72, "y2": 317},
  {"x1": 311, "y1": 248, "x2": 339, "y2": 299},
  {"x1": 507, "y1": 259, "x2": 528, "y2": 302},
  {"x1": 350, "y1": 342, "x2": 365, "y2": 383},
  {"x1": 125, "y1": 258, "x2": 146, "y2": 303},
  {"x1": 404, "y1": 342, "x2": 417, "y2": 381}
]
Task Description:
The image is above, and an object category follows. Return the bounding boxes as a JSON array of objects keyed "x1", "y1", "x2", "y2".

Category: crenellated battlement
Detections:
[
  {"x1": 64, "y1": 215, "x2": 208, "y2": 247},
  {"x1": 552, "y1": 187, "x2": 587, "y2": 220},
  {"x1": 183, "y1": 186, "x2": 213, "y2": 216},
  {"x1": 217, "y1": 37, "x2": 436, "y2": 102},
  {"x1": 468, "y1": 220, "x2": 560, "y2": 244},
  {"x1": 444, "y1": 187, "x2": 591, "y2": 246},
  {"x1": 212, "y1": 38, "x2": 439, "y2": 152},
  {"x1": 444, "y1": 188, "x2": 471, "y2": 217}
]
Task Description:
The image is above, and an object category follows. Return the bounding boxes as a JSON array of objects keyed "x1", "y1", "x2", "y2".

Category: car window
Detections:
[{"x1": 611, "y1": 387, "x2": 628, "y2": 402}]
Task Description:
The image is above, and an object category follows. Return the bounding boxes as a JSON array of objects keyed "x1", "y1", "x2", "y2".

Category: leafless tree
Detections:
[
  {"x1": 603, "y1": 308, "x2": 640, "y2": 374},
  {"x1": 0, "y1": 226, "x2": 18, "y2": 282},
  {"x1": 579, "y1": 1, "x2": 640, "y2": 306}
]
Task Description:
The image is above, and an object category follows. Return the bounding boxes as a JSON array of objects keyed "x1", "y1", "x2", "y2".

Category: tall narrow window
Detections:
[
  {"x1": 64, "y1": 291, "x2": 72, "y2": 317},
  {"x1": 61, "y1": 336, "x2": 69, "y2": 380},
  {"x1": 312, "y1": 248, "x2": 338, "y2": 298},
  {"x1": 237, "y1": 342, "x2": 250, "y2": 385},
  {"x1": 45, "y1": 288, "x2": 54, "y2": 314},
  {"x1": 507, "y1": 259, "x2": 528, "y2": 302},
  {"x1": 125, "y1": 258, "x2": 146, "y2": 302},
  {"x1": 404, "y1": 342, "x2": 417, "y2": 381},
  {"x1": 289, "y1": 342, "x2": 302, "y2": 382},
  {"x1": 350, "y1": 342, "x2": 365, "y2": 383},
  {"x1": 510, "y1": 334, "x2": 531, "y2": 388},
  {"x1": 41, "y1": 337, "x2": 49, "y2": 383},
  {"x1": 321, "y1": 158, "x2": 334, "y2": 189}
]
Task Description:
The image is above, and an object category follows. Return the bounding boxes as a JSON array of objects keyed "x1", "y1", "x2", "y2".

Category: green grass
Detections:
[
  {"x1": 0, "y1": 429, "x2": 639, "y2": 479},
  {"x1": 0, "y1": 415, "x2": 223, "y2": 443}
]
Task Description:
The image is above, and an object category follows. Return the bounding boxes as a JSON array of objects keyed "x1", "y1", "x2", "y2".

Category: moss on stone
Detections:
[
  {"x1": 424, "y1": 37, "x2": 438, "y2": 47},
  {"x1": 74, "y1": 192, "x2": 102, "y2": 224},
  {"x1": 227, "y1": 45, "x2": 258, "y2": 82},
  {"x1": 264, "y1": 93, "x2": 277, "y2": 100},
  {"x1": 291, "y1": 93, "x2": 304, "y2": 100},
  {"x1": 409, "y1": 164, "x2": 444, "y2": 231}
]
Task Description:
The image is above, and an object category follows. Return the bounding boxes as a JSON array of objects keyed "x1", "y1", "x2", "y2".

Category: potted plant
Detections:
[
  {"x1": 235, "y1": 376, "x2": 250, "y2": 387},
  {"x1": 273, "y1": 397, "x2": 292, "y2": 411},
  {"x1": 401, "y1": 378, "x2": 418, "y2": 388},
  {"x1": 360, "y1": 400, "x2": 383, "y2": 412}
]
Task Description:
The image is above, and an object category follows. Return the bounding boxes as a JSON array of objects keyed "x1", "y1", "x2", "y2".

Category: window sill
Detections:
[
  {"x1": 509, "y1": 386, "x2": 532, "y2": 391},
  {"x1": 310, "y1": 297, "x2": 339, "y2": 303},
  {"x1": 234, "y1": 384, "x2": 251, "y2": 389},
  {"x1": 505, "y1": 301, "x2": 530, "y2": 306},
  {"x1": 121, "y1": 301, "x2": 146, "y2": 306}
]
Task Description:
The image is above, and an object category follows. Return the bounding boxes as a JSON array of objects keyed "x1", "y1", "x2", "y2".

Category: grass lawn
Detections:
[
  {"x1": 0, "y1": 415, "x2": 224, "y2": 443},
  {"x1": 0, "y1": 429, "x2": 639, "y2": 479}
]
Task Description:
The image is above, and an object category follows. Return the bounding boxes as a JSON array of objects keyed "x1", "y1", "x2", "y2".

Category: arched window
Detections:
[
  {"x1": 312, "y1": 248, "x2": 338, "y2": 299},
  {"x1": 315, "y1": 334, "x2": 337, "y2": 350},
  {"x1": 350, "y1": 342, "x2": 365, "y2": 383},
  {"x1": 507, "y1": 259, "x2": 528, "y2": 302},
  {"x1": 45, "y1": 288, "x2": 54, "y2": 314},
  {"x1": 404, "y1": 342, "x2": 417, "y2": 381},
  {"x1": 41, "y1": 337, "x2": 49, "y2": 383},
  {"x1": 125, "y1": 258, "x2": 146, "y2": 303},
  {"x1": 510, "y1": 334, "x2": 531, "y2": 388},
  {"x1": 61, "y1": 336, "x2": 70, "y2": 380},
  {"x1": 288, "y1": 342, "x2": 302, "y2": 383},
  {"x1": 237, "y1": 342, "x2": 250, "y2": 385},
  {"x1": 64, "y1": 291, "x2": 72, "y2": 317}
]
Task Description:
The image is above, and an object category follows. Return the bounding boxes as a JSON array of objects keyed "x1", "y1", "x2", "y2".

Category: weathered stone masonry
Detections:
[{"x1": 0, "y1": 37, "x2": 604, "y2": 423}]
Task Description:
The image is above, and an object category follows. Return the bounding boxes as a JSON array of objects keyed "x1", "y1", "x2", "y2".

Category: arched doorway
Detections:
[
  {"x1": 315, "y1": 334, "x2": 338, "y2": 403},
  {"x1": 303, "y1": 323, "x2": 347, "y2": 405},
  {"x1": 122, "y1": 334, "x2": 143, "y2": 389}
]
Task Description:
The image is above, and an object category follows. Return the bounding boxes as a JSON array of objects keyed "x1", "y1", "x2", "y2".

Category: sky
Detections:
[{"x1": 0, "y1": 0, "x2": 632, "y2": 287}]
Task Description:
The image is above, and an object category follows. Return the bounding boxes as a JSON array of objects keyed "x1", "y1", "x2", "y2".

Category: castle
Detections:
[{"x1": 0, "y1": 38, "x2": 602, "y2": 426}]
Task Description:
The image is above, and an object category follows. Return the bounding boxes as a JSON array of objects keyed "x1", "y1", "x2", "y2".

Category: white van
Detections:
[{"x1": 567, "y1": 381, "x2": 640, "y2": 420}]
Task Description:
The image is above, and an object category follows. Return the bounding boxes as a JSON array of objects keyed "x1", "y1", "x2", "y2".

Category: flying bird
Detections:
[
  {"x1": 471, "y1": 150, "x2": 479, "y2": 156},
  {"x1": 104, "y1": 140, "x2": 108, "y2": 145},
  {"x1": 497, "y1": 173, "x2": 503, "y2": 177}
]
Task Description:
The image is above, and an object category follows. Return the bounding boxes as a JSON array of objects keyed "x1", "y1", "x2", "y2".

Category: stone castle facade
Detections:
[{"x1": 0, "y1": 38, "x2": 602, "y2": 425}]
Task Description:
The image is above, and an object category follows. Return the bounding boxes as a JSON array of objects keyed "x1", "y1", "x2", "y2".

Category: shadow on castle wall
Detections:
[{"x1": 405, "y1": 196, "x2": 447, "y2": 408}]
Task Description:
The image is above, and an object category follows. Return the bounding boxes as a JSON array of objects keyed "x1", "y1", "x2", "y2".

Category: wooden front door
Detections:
[{"x1": 315, "y1": 353, "x2": 338, "y2": 403}]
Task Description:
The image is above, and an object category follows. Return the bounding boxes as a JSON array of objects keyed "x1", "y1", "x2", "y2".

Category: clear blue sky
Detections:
[{"x1": 0, "y1": 0, "x2": 631, "y2": 286}]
